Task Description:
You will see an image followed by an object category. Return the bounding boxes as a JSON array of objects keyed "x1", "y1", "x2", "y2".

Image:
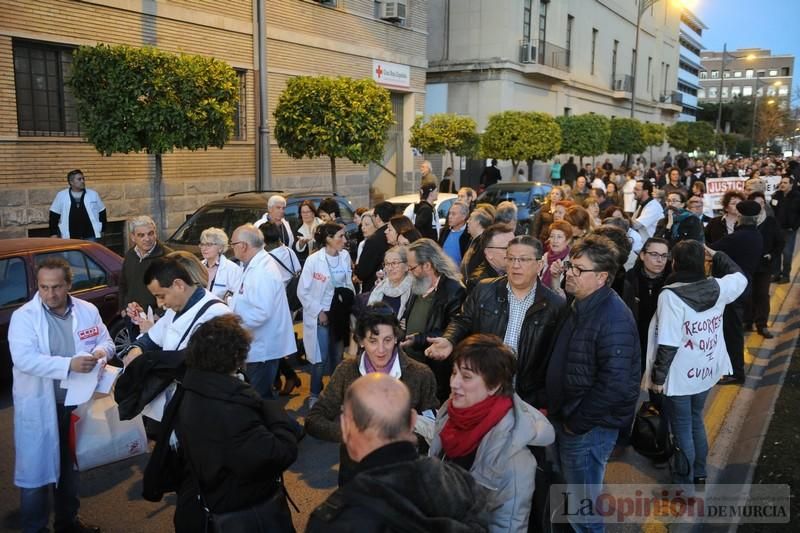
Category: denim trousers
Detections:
[
  {"x1": 310, "y1": 323, "x2": 342, "y2": 397},
  {"x1": 246, "y1": 360, "x2": 281, "y2": 400},
  {"x1": 781, "y1": 228, "x2": 797, "y2": 278},
  {"x1": 555, "y1": 424, "x2": 619, "y2": 533},
  {"x1": 663, "y1": 389, "x2": 710, "y2": 490},
  {"x1": 20, "y1": 404, "x2": 80, "y2": 533}
]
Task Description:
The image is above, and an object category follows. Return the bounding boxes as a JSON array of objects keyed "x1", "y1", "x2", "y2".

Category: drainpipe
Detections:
[{"x1": 257, "y1": 0, "x2": 271, "y2": 190}]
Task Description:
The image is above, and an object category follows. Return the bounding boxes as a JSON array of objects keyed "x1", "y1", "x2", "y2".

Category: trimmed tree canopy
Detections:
[
  {"x1": 70, "y1": 44, "x2": 239, "y2": 156},
  {"x1": 273, "y1": 76, "x2": 393, "y2": 192},
  {"x1": 607, "y1": 117, "x2": 645, "y2": 155},
  {"x1": 556, "y1": 113, "x2": 610, "y2": 159},
  {"x1": 642, "y1": 123, "x2": 666, "y2": 149},
  {"x1": 666, "y1": 122, "x2": 690, "y2": 152},
  {"x1": 481, "y1": 111, "x2": 561, "y2": 177},
  {"x1": 410, "y1": 113, "x2": 480, "y2": 161}
]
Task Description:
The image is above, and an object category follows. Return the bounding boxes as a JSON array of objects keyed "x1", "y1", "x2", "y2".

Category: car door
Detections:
[{"x1": 0, "y1": 255, "x2": 31, "y2": 387}]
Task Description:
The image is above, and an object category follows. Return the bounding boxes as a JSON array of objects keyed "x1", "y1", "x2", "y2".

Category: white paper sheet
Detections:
[
  {"x1": 96, "y1": 365, "x2": 122, "y2": 394},
  {"x1": 64, "y1": 362, "x2": 102, "y2": 406}
]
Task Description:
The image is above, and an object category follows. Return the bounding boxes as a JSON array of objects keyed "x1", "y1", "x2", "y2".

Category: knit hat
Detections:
[{"x1": 736, "y1": 200, "x2": 761, "y2": 217}]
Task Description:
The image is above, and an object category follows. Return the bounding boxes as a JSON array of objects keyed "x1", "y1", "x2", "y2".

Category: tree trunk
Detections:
[
  {"x1": 329, "y1": 156, "x2": 338, "y2": 193},
  {"x1": 450, "y1": 151, "x2": 456, "y2": 171},
  {"x1": 511, "y1": 160, "x2": 519, "y2": 182},
  {"x1": 153, "y1": 153, "x2": 166, "y2": 237}
]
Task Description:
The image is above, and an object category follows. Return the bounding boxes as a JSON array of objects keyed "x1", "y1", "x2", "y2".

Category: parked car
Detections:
[
  {"x1": 476, "y1": 182, "x2": 553, "y2": 234},
  {"x1": 385, "y1": 193, "x2": 459, "y2": 231},
  {"x1": 166, "y1": 191, "x2": 359, "y2": 255},
  {"x1": 0, "y1": 238, "x2": 129, "y2": 389}
]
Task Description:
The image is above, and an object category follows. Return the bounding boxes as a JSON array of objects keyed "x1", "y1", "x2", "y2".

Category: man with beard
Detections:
[{"x1": 401, "y1": 239, "x2": 466, "y2": 402}]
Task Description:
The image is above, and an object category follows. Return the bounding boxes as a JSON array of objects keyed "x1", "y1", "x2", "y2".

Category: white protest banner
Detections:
[
  {"x1": 763, "y1": 175, "x2": 781, "y2": 202},
  {"x1": 705, "y1": 177, "x2": 746, "y2": 210}
]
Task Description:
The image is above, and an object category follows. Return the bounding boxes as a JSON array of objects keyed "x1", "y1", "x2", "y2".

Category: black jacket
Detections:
[
  {"x1": 480, "y1": 166, "x2": 502, "y2": 188},
  {"x1": 466, "y1": 260, "x2": 500, "y2": 293},
  {"x1": 756, "y1": 216, "x2": 785, "y2": 274},
  {"x1": 120, "y1": 241, "x2": 173, "y2": 311},
  {"x1": 773, "y1": 189, "x2": 800, "y2": 231},
  {"x1": 355, "y1": 225, "x2": 389, "y2": 291},
  {"x1": 414, "y1": 201, "x2": 438, "y2": 241},
  {"x1": 623, "y1": 263, "x2": 669, "y2": 358},
  {"x1": 704, "y1": 216, "x2": 732, "y2": 245},
  {"x1": 560, "y1": 162, "x2": 578, "y2": 185},
  {"x1": 545, "y1": 286, "x2": 640, "y2": 434},
  {"x1": 709, "y1": 224, "x2": 763, "y2": 295},
  {"x1": 444, "y1": 278, "x2": 565, "y2": 408},
  {"x1": 307, "y1": 441, "x2": 489, "y2": 533},
  {"x1": 438, "y1": 225, "x2": 470, "y2": 259}
]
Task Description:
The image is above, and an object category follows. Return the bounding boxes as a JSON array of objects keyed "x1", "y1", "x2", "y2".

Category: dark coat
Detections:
[
  {"x1": 773, "y1": 189, "x2": 800, "y2": 231},
  {"x1": 307, "y1": 441, "x2": 489, "y2": 533},
  {"x1": 560, "y1": 162, "x2": 578, "y2": 185},
  {"x1": 438, "y1": 225, "x2": 471, "y2": 259},
  {"x1": 756, "y1": 216, "x2": 785, "y2": 274},
  {"x1": 704, "y1": 215, "x2": 732, "y2": 244},
  {"x1": 414, "y1": 201, "x2": 438, "y2": 241},
  {"x1": 355, "y1": 225, "x2": 389, "y2": 292},
  {"x1": 444, "y1": 278, "x2": 565, "y2": 408},
  {"x1": 466, "y1": 260, "x2": 500, "y2": 293},
  {"x1": 708, "y1": 224, "x2": 764, "y2": 297},
  {"x1": 480, "y1": 166, "x2": 502, "y2": 188},
  {"x1": 623, "y1": 263, "x2": 669, "y2": 360},
  {"x1": 120, "y1": 241, "x2": 173, "y2": 311},
  {"x1": 545, "y1": 286, "x2": 640, "y2": 434},
  {"x1": 654, "y1": 209, "x2": 705, "y2": 246}
]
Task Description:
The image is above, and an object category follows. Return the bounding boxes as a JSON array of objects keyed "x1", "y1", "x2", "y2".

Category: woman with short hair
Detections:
[
  {"x1": 198, "y1": 227, "x2": 242, "y2": 302},
  {"x1": 367, "y1": 247, "x2": 413, "y2": 319}
]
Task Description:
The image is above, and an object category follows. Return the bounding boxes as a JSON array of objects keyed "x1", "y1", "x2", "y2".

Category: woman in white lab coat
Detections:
[
  {"x1": 297, "y1": 222, "x2": 355, "y2": 407},
  {"x1": 199, "y1": 227, "x2": 242, "y2": 303}
]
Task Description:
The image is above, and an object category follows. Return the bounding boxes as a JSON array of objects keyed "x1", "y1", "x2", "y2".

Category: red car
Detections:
[{"x1": 0, "y1": 238, "x2": 130, "y2": 388}]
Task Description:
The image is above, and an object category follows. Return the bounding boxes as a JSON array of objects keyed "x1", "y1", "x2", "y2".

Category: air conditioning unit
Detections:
[
  {"x1": 613, "y1": 79, "x2": 625, "y2": 91},
  {"x1": 380, "y1": 0, "x2": 407, "y2": 23},
  {"x1": 519, "y1": 44, "x2": 537, "y2": 64}
]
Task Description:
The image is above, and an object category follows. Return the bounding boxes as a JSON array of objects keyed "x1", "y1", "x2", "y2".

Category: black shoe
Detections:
[
  {"x1": 743, "y1": 322, "x2": 754, "y2": 332},
  {"x1": 777, "y1": 276, "x2": 790, "y2": 284},
  {"x1": 56, "y1": 517, "x2": 101, "y2": 533},
  {"x1": 757, "y1": 327, "x2": 774, "y2": 339},
  {"x1": 771, "y1": 274, "x2": 781, "y2": 283},
  {"x1": 718, "y1": 375, "x2": 745, "y2": 385}
]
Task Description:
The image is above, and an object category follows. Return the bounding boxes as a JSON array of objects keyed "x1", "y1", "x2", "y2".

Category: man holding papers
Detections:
[{"x1": 9, "y1": 257, "x2": 114, "y2": 533}]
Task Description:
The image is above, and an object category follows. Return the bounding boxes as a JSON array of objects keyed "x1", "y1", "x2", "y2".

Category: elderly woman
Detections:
[
  {"x1": 429, "y1": 334, "x2": 554, "y2": 533},
  {"x1": 356, "y1": 211, "x2": 377, "y2": 263},
  {"x1": 162, "y1": 314, "x2": 299, "y2": 532},
  {"x1": 462, "y1": 207, "x2": 495, "y2": 278},
  {"x1": 199, "y1": 227, "x2": 242, "y2": 302},
  {"x1": 367, "y1": 246, "x2": 413, "y2": 319},
  {"x1": 305, "y1": 303, "x2": 439, "y2": 485}
]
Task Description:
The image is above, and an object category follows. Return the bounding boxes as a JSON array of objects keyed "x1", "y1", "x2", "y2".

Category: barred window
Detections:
[
  {"x1": 13, "y1": 40, "x2": 81, "y2": 137},
  {"x1": 233, "y1": 70, "x2": 246, "y2": 141}
]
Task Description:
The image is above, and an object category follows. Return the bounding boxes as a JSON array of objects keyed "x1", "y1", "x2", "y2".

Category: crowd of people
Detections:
[{"x1": 9, "y1": 154, "x2": 800, "y2": 532}]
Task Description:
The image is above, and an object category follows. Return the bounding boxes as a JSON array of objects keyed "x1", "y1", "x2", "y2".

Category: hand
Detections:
[
  {"x1": 550, "y1": 260, "x2": 564, "y2": 277},
  {"x1": 137, "y1": 317, "x2": 155, "y2": 334},
  {"x1": 650, "y1": 384, "x2": 665, "y2": 394},
  {"x1": 318, "y1": 311, "x2": 328, "y2": 326},
  {"x1": 122, "y1": 347, "x2": 143, "y2": 368},
  {"x1": 399, "y1": 334, "x2": 416, "y2": 349},
  {"x1": 70, "y1": 355, "x2": 98, "y2": 373},
  {"x1": 125, "y1": 302, "x2": 144, "y2": 321},
  {"x1": 425, "y1": 337, "x2": 453, "y2": 360},
  {"x1": 91, "y1": 349, "x2": 107, "y2": 361},
  {"x1": 352, "y1": 274, "x2": 362, "y2": 284}
]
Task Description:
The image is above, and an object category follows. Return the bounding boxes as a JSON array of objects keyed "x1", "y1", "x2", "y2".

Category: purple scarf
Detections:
[{"x1": 541, "y1": 246, "x2": 570, "y2": 288}]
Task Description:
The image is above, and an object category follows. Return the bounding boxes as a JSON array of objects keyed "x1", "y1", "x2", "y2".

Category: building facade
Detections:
[
  {"x1": 425, "y1": 0, "x2": 683, "y2": 170},
  {"x1": 1, "y1": 0, "x2": 427, "y2": 239},
  {"x1": 676, "y1": 8, "x2": 705, "y2": 121},
  {"x1": 698, "y1": 48, "x2": 793, "y2": 109}
]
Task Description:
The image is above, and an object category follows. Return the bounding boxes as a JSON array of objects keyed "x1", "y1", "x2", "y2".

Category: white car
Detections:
[{"x1": 385, "y1": 193, "x2": 458, "y2": 232}]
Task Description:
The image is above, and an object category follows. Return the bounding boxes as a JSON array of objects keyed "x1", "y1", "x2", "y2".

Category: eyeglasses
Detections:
[
  {"x1": 199, "y1": 242, "x2": 216, "y2": 248},
  {"x1": 383, "y1": 261, "x2": 406, "y2": 269},
  {"x1": 485, "y1": 246, "x2": 506, "y2": 251},
  {"x1": 504, "y1": 256, "x2": 538, "y2": 266},
  {"x1": 644, "y1": 251, "x2": 670, "y2": 260},
  {"x1": 407, "y1": 263, "x2": 421, "y2": 272},
  {"x1": 563, "y1": 260, "x2": 601, "y2": 277}
]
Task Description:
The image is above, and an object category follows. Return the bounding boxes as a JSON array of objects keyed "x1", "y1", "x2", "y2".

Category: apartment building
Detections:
[
  {"x1": 1, "y1": 0, "x2": 427, "y2": 239},
  {"x1": 698, "y1": 48, "x2": 793, "y2": 108},
  {"x1": 676, "y1": 7, "x2": 706, "y2": 121},
  {"x1": 426, "y1": 0, "x2": 683, "y2": 160}
]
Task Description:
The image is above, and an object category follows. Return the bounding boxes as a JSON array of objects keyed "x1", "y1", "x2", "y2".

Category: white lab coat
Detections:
[
  {"x1": 633, "y1": 198, "x2": 665, "y2": 239},
  {"x1": 8, "y1": 294, "x2": 115, "y2": 488},
  {"x1": 203, "y1": 254, "x2": 243, "y2": 301},
  {"x1": 254, "y1": 215, "x2": 295, "y2": 248},
  {"x1": 49, "y1": 187, "x2": 106, "y2": 239},
  {"x1": 297, "y1": 249, "x2": 355, "y2": 364},
  {"x1": 229, "y1": 249, "x2": 296, "y2": 362},
  {"x1": 147, "y1": 289, "x2": 230, "y2": 351},
  {"x1": 267, "y1": 245, "x2": 301, "y2": 287}
]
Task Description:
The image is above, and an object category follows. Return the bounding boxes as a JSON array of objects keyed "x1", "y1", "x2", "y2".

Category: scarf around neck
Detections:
[
  {"x1": 368, "y1": 274, "x2": 413, "y2": 317},
  {"x1": 541, "y1": 246, "x2": 570, "y2": 287},
  {"x1": 439, "y1": 394, "x2": 513, "y2": 459}
]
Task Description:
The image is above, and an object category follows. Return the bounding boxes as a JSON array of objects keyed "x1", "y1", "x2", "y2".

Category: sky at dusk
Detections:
[{"x1": 692, "y1": 0, "x2": 799, "y2": 103}]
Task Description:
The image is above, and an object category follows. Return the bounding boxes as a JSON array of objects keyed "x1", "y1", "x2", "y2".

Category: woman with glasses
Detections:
[
  {"x1": 367, "y1": 247, "x2": 413, "y2": 319},
  {"x1": 654, "y1": 191, "x2": 704, "y2": 247},
  {"x1": 198, "y1": 227, "x2": 242, "y2": 303}
]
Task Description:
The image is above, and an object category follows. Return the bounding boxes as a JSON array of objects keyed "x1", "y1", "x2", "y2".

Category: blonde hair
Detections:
[{"x1": 168, "y1": 250, "x2": 208, "y2": 287}]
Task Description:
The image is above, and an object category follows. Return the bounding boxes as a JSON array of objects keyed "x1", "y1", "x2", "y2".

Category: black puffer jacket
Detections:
[
  {"x1": 545, "y1": 286, "x2": 641, "y2": 434},
  {"x1": 444, "y1": 277, "x2": 565, "y2": 408}
]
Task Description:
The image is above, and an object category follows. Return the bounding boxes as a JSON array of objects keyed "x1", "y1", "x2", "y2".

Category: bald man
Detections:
[{"x1": 307, "y1": 374, "x2": 489, "y2": 532}]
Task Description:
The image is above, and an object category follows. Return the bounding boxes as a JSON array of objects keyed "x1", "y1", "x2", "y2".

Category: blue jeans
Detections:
[
  {"x1": 310, "y1": 323, "x2": 343, "y2": 396},
  {"x1": 663, "y1": 390, "x2": 710, "y2": 491},
  {"x1": 781, "y1": 228, "x2": 797, "y2": 278},
  {"x1": 556, "y1": 424, "x2": 618, "y2": 533},
  {"x1": 20, "y1": 404, "x2": 80, "y2": 533},
  {"x1": 246, "y1": 360, "x2": 280, "y2": 400}
]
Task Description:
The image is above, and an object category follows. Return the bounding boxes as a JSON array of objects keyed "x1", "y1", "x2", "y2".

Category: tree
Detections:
[
  {"x1": 69, "y1": 44, "x2": 239, "y2": 233},
  {"x1": 273, "y1": 76, "x2": 393, "y2": 193},
  {"x1": 755, "y1": 98, "x2": 790, "y2": 148},
  {"x1": 409, "y1": 113, "x2": 480, "y2": 169},
  {"x1": 555, "y1": 113, "x2": 610, "y2": 165},
  {"x1": 607, "y1": 118, "x2": 645, "y2": 162},
  {"x1": 686, "y1": 121, "x2": 716, "y2": 153},
  {"x1": 641, "y1": 123, "x2": 666, "y2": 163},
  {"x1": 666, "y1": 121, "x2": 690, "y2": 152},
  {"x1": 480, "y1": 111, "x2": 561, "y2": 180}
]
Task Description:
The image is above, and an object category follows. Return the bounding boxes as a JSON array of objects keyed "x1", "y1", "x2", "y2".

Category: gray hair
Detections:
[
  {"x1": 200, "y1": 227, "x2": 229, "y2": 253},
  {"x1": 495, "y1": 201, "x2": 518, "y2": 225},
  {"x1": 451, "y1": 201, "x2": 470, "y2": 217},
  {"x1": 385, "y1": 245, "x2": 407, "y2": 263},
  {"x1": 508, "y1": 235, "x2": 543, "y2": 259},
  {"x1": 237, "y1": 224, "x2": 265, "y2": 248},
  {"x1": 268, "y1": 195, "x2": 287, "y2": 209},
  {"x1": 128, "y1": 215, "x2": 156, "y2": 234},
  {"x1": 407, "y1": 238, "x2": 463, "y2": 284}
]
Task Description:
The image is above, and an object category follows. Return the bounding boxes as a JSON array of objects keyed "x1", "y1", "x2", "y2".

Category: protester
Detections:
[
  {"x1": 564, "y1": 205, "x2": 592, "y2": 243},
  {"x1": 439, "y1": 201, "x2": 471, "y2": 266},
  {"x1": 655, "y1": 191, "x2": 704, "y2": 246},
  {"x1": 305, "y1": 304, "x2": 438, "y2": 484},
  {"x1": 49, "y1": 169, "x2": 107, "y2": 241},
  {"x1": 458, "y1": 186, "x2": 477, "y2": 209},
  {"x1": 494, "y1": 201, "x2": 518, "y2": 233},
  {"x1": 356, "y1": 211, "x2": 377, "y2": 263},
  {"x1": 744, "y1": 192, "x2": 784, "y2": 338},
  {"x1": 197, "y1": 227, "x2": 242, "y2": 303},
  {"x1": 531, "y1": 187, "x2": 564, "y2": 242},
  {"x1": 541, "y1": 220, "x2": 572, "y2": 296},
  {"x1": 367, "y1": 247, "x2": 414, "y2": 319},
  {"x1": 561, "y1": 156, "x2": 578, "y2": 187},
  {"x1": 385, "y1": 215, "x2": 415, "y2": 247},
  {"x1": 772, "y1": 175, "x2": 800, "y2": 283},
  {"x1": 480, "y1": 159, "x2": 502, "y2": 190},
  {"x1": 120, "y1": 215, "x2": 173, "y2": 324},
  {"x1": 354, "y1": 201, "x2": 394, "y2": 292},
  {"x1": 294, "y1": 199, "x2": 321, "y2": 262},
  {"x1": 254, "y1": 195, "x2": 294, "y2": 248},
  {"x1": 307, "y1": 374, "x2": 488, "y2": 532},
  {"x1": 705, "y1": 190, "x2": 745, "y2": 244},
  {"x1": 429, "y1": 334, "x2": 554, "y2": 532},
  {"x1": 466, "y1": 223, "x2": 515, "y2": 291},
  {"x1": 317, "y1": 197, "x2": 342, "y2": 224},
  {"x1": 632, "y1": 180, "x2": 663, "y2": 238},
  {"x1": 462, "y1": 206, "x2": 495, "y2": 278}
]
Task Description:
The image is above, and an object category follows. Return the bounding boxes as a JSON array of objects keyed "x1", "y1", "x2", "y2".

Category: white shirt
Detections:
[{"x1": 633, "y1": 198, "x2": 664, "y2": 239}]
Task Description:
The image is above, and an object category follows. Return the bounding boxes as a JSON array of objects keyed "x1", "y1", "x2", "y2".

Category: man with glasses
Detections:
[
  {"x1": 427, "y1": 235, "x2": 565, "y2": 410},
  {"x1": 545, "y1": 234, "x2": 640, "y2": 532},
  {"x1": 465, "y1": 223, "x2": 516, "y2": 292}
]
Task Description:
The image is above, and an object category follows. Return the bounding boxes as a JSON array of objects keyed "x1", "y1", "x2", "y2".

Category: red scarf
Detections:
[{"x1": 439, "y1": 395, "x2": 513, "y2": 458}]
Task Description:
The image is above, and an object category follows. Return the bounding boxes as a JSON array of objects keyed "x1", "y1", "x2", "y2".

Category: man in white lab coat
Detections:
[
  {"x1": 230, "y1": 224, "x2": 297, "y2": 399},
  {"x1": 9, "y1": 257, "x2": 114, "y2": 533}
]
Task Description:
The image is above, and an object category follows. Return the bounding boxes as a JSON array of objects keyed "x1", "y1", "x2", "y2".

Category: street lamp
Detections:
[{"x1": 750, "y1": 78, "x2": 781, "y2": 157}]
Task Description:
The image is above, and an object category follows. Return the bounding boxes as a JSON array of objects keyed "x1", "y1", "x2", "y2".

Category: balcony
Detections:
[
  {"x1": 519, "y1": 40, "x2": 571, "y2": 80},
  {"x1": 660, "y1": 91, "x2": 684, "y2": 105},
  {"x1": 611, "y1": 75, "x2": 633, "y2": 98}
]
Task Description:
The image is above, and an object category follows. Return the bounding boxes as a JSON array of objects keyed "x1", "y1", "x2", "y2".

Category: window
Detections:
[
  {"x1": 723, "y1": 70, "x2": 731, "y2": 79},
  {"x1": 721, "y1": 86, "x2": 729, "y2": 98},
  {"x1": 731, "y1": 86, "x2": 741, "y2": 97},
  {"x1": 733, "y1": 71, "x2": 742, "y2": 78},
  {"x1": 698, "y1": 88, "x2": 706, "y2": 98},
  {"x1": 757, "y1": 70, "x2": 765, "y2": 77},
  {"x1": 0, "y1": 257, "x2": 28, "y2": 308},
  {"x1": 756, "y1": 86, "x2": 764, "y2": 96},
  {"x1": 538, "y1": 1, "x2": 548, "y2": 44},
  {"x1": 769, "y1": 69, "x2": 778, "y2": 76},
  {"x1": 664, "y1": 64, "x2": 670, "y2": 93},
  {"x1": 565, "y1": 15, "x2": 573, "y2": 68},
  {"x1": 767, "y1": 86, "x2": 776, "y2": 97},
  {"x1": 742, "y1": 86, "x2": 753, "y2": 96},
  {"x1": 711, "y1": 70, "x2": 719, "y2": 79},
  {"x1": 523, "y1": 0, "x2": 532, "y2": 44},
  {"x1": 745, "y1": 69, "x2": 753, "y2": 79},
  {"x1": 700, "y1": 71, "x2": 707, "y2": 79},
  {"x1": 12, "y1": 40, "x2": 81, "y2": 137},
  {"x1": 36, "y1": 250, "x2": 108, "y2": 291},
  {"x1": 779, "y1": 86, "x2": 789, "y2": 96},
  {"x1": 590, "y1": 28, "x2": 598, "y2": 74},
  {"x1": 708, "y1": 86, "x2": 717, "y2": 97},
  {"x1": 232, "y1": 70, "x2": 246, "y2": 141},
  {"x1": 611, "y1": 40, "x2": 618, "y2": 86},
  {"x1": 781, "y1": 67, "x2": 790, "y2": 76},
  {"x1": 564, "y1": 107, "x2": 571, "y2": 116}
]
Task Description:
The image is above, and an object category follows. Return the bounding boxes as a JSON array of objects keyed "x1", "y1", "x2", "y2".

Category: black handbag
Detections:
[{"x1": 630, "y1": 401, "x2": 674, "y2": 463}]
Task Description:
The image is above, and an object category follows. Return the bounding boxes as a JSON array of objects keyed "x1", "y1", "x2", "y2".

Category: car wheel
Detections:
[{"x1": 109, "y1": 319, "x2": 132, "y2": 356}]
